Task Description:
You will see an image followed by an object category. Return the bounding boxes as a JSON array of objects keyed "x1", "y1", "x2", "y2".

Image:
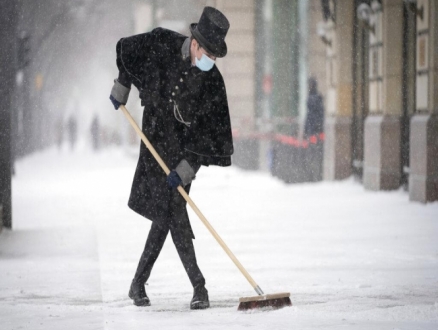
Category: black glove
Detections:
[
  {"x1": 109, "y1": 95, "x2": 121, "y2": 110},
  {"x1": 167, "y1": 170, "x2": 182, "y2": 189}
]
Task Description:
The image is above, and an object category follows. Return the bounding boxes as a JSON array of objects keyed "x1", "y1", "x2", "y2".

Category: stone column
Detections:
[
  {"x1": 215, "y1": 0, "x2": 257, "y2": 169},
  {"x1": 363, "y1": 0, "x2": 403, "y2": 190},
  {"x1": 409, "y1": 0, "x2": 438, "y2": 202},
  {"x1": 323, "y1": 0, "x2": 354, "y2": 180}
]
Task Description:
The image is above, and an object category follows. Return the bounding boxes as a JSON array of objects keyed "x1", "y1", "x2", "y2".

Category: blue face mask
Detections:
[{"x1": 195, "y1": 53, "x2": 215, "y2": 72}]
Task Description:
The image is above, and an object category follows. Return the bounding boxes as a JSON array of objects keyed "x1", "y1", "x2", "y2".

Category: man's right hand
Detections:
[
  {"x1": 166, "y1": 170, "x2": 182, "y2": 189},
  {"x1": 110, "y1": 79, "x2": 131, "y2": 110}
]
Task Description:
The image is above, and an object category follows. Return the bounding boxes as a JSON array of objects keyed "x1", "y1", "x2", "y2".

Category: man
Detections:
[
  {"x1": 304, "y1": 77, "x2": 324, "y2": 181},
  {"x1": 109, "y1": 7, "x2": 233, "y2": 310}
]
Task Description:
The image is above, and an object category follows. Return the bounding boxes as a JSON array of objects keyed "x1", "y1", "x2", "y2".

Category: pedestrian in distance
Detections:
[
  {"x1": 90, "y1": 115, "x2": 100, "y2": 151},
  {"x1": 304, "y1": 77, "x2": 325, "y2": 181},
  {"x1": 109, "y1": 7, "x2": 233, "y2": 310},
  {"x1": 67, "y1": 115, "x2": 77, "y2": 151},
  {"x1": 55, "y1": 117, "x2": 63, "y2": 150}
]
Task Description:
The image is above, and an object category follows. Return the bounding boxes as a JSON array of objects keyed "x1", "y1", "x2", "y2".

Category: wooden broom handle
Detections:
[{"x1": 120, "y1": 105, "x2": 263, "y2": 295}]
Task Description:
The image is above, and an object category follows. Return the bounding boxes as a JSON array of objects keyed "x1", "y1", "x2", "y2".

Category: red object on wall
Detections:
[{"x1": 263, "y1": 75, "x2": 272, "y2": 95}]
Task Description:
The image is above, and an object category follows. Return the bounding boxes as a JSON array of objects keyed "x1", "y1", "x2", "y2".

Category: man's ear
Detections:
[{"x1": 191, "y1": 39, "x2": 200, "y2": 51}]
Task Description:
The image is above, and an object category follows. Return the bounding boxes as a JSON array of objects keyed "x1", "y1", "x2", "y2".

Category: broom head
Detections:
[{"x1": 238, "y1": 292, "x2": 292, "y2": 311}]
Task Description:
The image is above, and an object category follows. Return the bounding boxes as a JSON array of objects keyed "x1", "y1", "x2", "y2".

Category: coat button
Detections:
[
  {"x1": 180, "y1": 78, "x2": 183, "y2": 82},
  {"x1": 175, "y1": 86, "x2": 179, "y2": 90}
]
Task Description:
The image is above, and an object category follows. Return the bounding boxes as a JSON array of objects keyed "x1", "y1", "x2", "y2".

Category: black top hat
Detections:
[{"x1": 190, "y1": 7, "x2": 230, "y2": 58}]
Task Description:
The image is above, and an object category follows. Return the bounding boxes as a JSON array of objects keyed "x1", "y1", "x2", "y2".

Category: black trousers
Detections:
[{"x1": 133, "y1": 221, "x2": 205, "y2": 288}]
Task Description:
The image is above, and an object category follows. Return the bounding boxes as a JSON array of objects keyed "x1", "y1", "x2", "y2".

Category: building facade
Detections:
[
  {"x1": 217, "y1": 0, "x2": 437, "y2": 203},
  {"x1": 317, "y1": 0, "x2": 437, "y2": 202}
]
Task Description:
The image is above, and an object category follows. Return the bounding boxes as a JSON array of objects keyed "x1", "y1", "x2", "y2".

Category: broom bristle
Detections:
[
  {"x1": 238, "y1": 297, "x2": 292, "y2": 311},
  {"x1": 237, "y1": 292, "x2": 292, "y2": 311}
]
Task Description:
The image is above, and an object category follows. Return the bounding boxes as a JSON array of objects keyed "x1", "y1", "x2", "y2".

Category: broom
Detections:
[{"x1": 120, "y1": 105, "x2": 292, "y2": 311}]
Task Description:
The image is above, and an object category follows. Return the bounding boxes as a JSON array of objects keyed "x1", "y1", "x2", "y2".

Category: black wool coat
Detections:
[{"x1": 115, "y1": 28, "x2": 233, "y2": 236}]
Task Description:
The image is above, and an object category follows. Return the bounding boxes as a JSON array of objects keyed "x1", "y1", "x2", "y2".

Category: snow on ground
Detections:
[{"x1": 1, "y1": 146, "x2": 438, "y2": 329}]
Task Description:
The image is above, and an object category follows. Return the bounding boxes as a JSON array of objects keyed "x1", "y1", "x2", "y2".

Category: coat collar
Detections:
[{"x1": 181, "y1": 37, "x2": 191, "y2": 61}]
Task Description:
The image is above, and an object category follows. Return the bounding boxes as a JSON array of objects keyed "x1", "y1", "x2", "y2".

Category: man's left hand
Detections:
[{"x1": 167, "y1": 170, "x2": 182, "y2": 189}]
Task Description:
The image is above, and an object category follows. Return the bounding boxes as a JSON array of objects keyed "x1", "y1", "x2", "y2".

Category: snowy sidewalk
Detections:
[
  {"x1": 1, "y1": 147, "x2": 438, "y2": 329},
  {"x1": 0, "y1": 228, "x2": 103, "y2": 329}
]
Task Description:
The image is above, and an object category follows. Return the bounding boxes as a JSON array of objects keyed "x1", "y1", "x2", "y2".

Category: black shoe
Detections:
[
  {"x1": 129, "y1": 281, "x2": 151, "y2": 306},
  {"x1": 190, "y1": 285, "x2": 210, "y2": 310}
]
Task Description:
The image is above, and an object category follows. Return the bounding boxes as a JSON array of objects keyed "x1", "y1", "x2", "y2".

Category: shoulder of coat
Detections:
[
  {"x1": 151, "y1": 27, "x2": 186, "y2": 43},
  {"x1": 148, "y1": 27, "x2": 187, "y2": 56}
]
